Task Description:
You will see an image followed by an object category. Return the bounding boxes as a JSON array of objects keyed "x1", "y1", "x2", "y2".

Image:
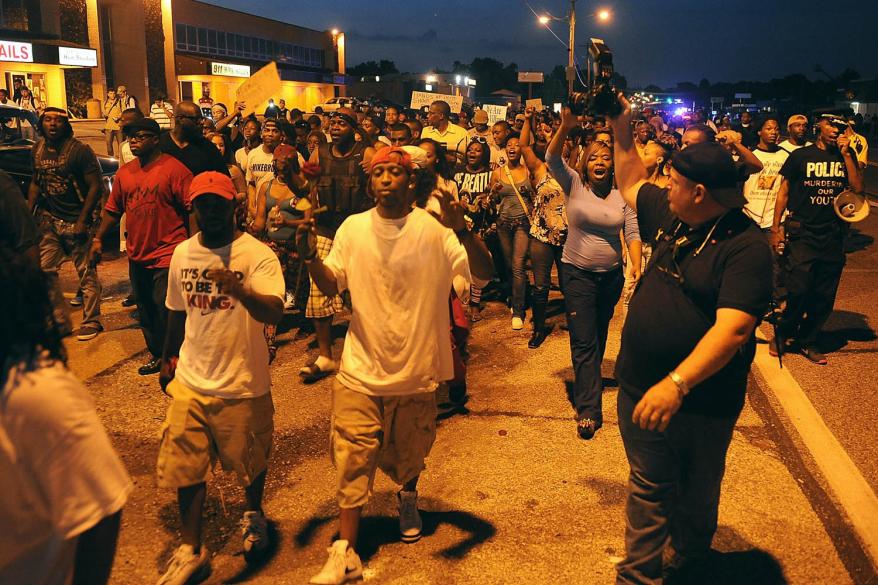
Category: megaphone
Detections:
[{"x1": 834, "y1": 190, "x2": 870, "y2": 223}]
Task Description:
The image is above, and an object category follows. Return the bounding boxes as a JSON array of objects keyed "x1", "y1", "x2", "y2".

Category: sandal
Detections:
[{"x1": 799, "y1": 346, "x2": 827, "y2": 365}]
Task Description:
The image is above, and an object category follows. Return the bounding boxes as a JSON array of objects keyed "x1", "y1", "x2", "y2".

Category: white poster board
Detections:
[
  {"x1": 410, "y1": 91, "x2": 463, "y2": 113},
  {"x1": 484, "y1": 104, "x2": 508, "y2": 125},
  {"x1": 526, "y1": 98, "x2": 543, "y2": 110},
  {"x1": 236, "y1": 62, "x2": 281, "y2": 117}
]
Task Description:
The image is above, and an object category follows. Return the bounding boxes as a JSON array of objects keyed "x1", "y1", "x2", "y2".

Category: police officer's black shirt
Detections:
[
  {"x1": 615, "y1": 183, "x2": 773, "y2": 417},
  {"x1": 159, "y1": 131, "x2": 229, "y2": 178},
  {"x1": 779, "y1": 145, "x2": 848, "y2": 227}
]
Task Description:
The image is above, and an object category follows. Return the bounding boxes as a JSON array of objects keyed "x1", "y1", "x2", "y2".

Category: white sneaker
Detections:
[
  {"x1": 156, "y1": 544, "x2": 210, "y2": 585},
  {"x1": 241, "y1": 510, "x2": 269, "y2": 561},
  {"x1": 310, "y1": 540, "x2": 363, "y2": 585},
  {"x1": 398, "y1": 490, "x2": 423, "y2": 543},
  {"x1": 511, "y1": 317, "x2": 524, "y2": 330},
  {"x1": 284, "y1": 290, "x2": 296, "y2": 311}
]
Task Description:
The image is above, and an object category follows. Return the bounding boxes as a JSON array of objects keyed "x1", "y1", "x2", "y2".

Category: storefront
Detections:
[
  {"x1": 175, "y1": 55, "x2": 339, "y2": 114},
  {"x1": 0, "y1": 39, "x2": 98, "y2": 111}
]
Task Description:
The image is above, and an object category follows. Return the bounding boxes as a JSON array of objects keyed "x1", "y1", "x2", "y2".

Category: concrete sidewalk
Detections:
[{"x1": 65, "y1": 265, "x2": 853, "y2": 584}]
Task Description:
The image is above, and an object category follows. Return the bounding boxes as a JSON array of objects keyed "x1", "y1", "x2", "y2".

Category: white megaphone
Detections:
[{"x1": 833, "y1": 190, "x2": 870, "y2": 223}]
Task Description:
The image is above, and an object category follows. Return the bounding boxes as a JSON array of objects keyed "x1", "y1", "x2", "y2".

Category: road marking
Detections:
[{"x1": 753, "y1": 344, "x2": 878, "y2": 569}]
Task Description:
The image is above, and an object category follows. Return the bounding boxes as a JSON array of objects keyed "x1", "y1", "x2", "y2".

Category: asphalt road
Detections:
[{"x1": 55, "y1": 254, "x2": 862, "y2": 584}]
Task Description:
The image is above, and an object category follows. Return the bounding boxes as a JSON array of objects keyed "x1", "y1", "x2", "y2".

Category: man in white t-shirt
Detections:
[
  {"x1": 0, "y1": 247, "x2": 132, "y2": 585},
  {"x1": 778, "y1": 114, "x2": 812, "y2": 152},
  {"x1": 156, "y1": 171, "x2": 285, "y2": 584},
  {"x1": 300, "y1": 146, "x2": 494, "y2": 585},
  {"x1": 743, "y1": 118, "x2": 790, "y2": 230},
  {"x1": 246, "y1": 118, "x2": 282, "y2": 219}
]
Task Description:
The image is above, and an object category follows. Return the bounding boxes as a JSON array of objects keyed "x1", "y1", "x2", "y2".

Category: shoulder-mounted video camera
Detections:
[{"x1": 568, "y1": 38, "x2": 622, "y2": 117}]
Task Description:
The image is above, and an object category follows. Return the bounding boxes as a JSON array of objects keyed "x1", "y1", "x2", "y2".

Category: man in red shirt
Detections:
[{"x1": 90, "y1": 118, "x2": 194, "y2": 375}]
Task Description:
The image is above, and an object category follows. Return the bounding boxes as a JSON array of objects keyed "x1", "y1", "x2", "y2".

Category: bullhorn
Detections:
[{"x1": 833, "y1": 190, "x2": 870, "y2": 223}]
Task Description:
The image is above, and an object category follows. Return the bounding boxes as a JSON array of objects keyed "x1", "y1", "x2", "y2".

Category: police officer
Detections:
[{"x1": 770, "y1": 115, "x2": 864, "y2": 364}]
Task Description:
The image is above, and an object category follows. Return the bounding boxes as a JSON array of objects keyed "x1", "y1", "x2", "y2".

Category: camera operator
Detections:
[
  {"x1": 608, "y1": 93, "x2": 773, "y2": 583},
  {"x1": 769, "y1": 115, "x2": 864, "y2": 365}
]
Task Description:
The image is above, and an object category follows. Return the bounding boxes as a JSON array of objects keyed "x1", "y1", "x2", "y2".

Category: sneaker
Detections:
[
  {"x1": 283, "y1": 290, "x2": 296, "y2": 311},
  {"x1": 800, "y1": 346, "x2": 828, "y2": 365},
  {"x1": 76, "y1": 322, "x2": 103, "y2": 341},
  {"x1": 310, "y1": 540, "x2": 363, "y2": 585},
  {"x1": 121, "y1": 294, "x2": 137, "y2": 307},
  {"x1": 156, "y1": 544, "x2": 210, "y2": 585},
  {"x1": 528, "y1": 328, "x2": 548, "y2": 349},
  {"x1": 138, "y1": 358, "x2": 161, "y2": 376},
  {"x1": 511, "y1": 316, "x2": 524, "y2": 330},
  {"x1": 398, "y1": 490, "x2": 423, "y2": 543},
  {"x1": 241, "y1": 510, "x2": 269, "y2": 561},
  {"x1": 577, "y1": 418, "x2": 600, "y2": 441},
  {"x1": 69, "y1": 293, "x2": 83, "y2": 307}
]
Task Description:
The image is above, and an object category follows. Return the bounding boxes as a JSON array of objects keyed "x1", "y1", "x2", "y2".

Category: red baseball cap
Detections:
[{"x1": 189, "y1": 171, "x2": 236, "y2": 203}]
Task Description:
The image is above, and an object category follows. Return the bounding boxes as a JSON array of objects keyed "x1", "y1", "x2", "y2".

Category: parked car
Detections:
[
  {"x1": 0, "y1": 103, "x2": 118, "y2": 198},
  {"x1": 319, "y1": 97, "x2": 357, "y2": 112}
]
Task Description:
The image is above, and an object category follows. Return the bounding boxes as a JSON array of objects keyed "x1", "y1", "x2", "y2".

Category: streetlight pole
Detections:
[{"x1": 567, "y1": 0, "x2": 576, "y2": 94}]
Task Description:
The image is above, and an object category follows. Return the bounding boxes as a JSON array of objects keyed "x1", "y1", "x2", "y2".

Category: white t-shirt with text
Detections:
[
  {"x1": 325, "y1": 207, "x2": 471, "y2": 396},
  {"x1": 166, "y1": 232, "x2": 285, "y2": 398},
  {"x1": 743, "y1": 147, "x2": 790, "y2": 229},
  {"x1": 0, "y1": 362, "x2": 132, "y2": 585}
]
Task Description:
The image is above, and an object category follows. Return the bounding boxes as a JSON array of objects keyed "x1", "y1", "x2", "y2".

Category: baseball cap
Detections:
[
  {"x1": 671, "y1": 142, "x2": 746, "y2": 208},
  {"x1": 117, "y1": 85, "x2": 127, "y2": 93},
  {"x1": 786, "y1": 114, "x2": 808, "y2": 128},
  {"x1": 122, "y1": 118, "x2": 161, "y2": 137},
  {"x1": 273, "y1": 143, "x2": 298, "y2": 163},
  {"x1": 401, "y1": 145, "x2": 428, "y2": 169},
  {"x1": 189, "y1": 171, "x2": 237, "y2": 203},
  {"x1": 515, "y1": 113, "x2": 526, "y2": 122},
  {"x1": 473, "y1": 109, "x2": 488, "y2": 124},
  {"x1": 369, "y1": 146, "x2": 414, "y2": 173}
]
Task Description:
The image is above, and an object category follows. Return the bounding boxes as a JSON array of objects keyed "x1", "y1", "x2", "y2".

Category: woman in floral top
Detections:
[{"x1": 520, "y1": 107, "x2": 568, "y2": 348}]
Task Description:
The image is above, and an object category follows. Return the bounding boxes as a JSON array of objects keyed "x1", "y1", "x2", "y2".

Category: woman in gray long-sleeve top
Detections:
[{"x1": 546, "y1": 107, "x2": 642, "y2": 440}]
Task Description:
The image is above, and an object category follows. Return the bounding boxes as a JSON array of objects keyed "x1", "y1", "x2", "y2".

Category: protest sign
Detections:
[
  {"x1": 526, "y1": 98, "x2": 543, "y2": 110},
  {"x1": 485, "y1": 104, "x2": 508, "y2": 125},
  {"x1": 410, "y1": 91, "x2": 463, "y2": 113},
  {"x1": 236, "y1": 62, "x2": 282, "y2": 116}
]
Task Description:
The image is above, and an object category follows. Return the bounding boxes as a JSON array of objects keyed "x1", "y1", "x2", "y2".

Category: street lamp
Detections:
[{"x1": 536, "y1": 1, "x2": 611, "y2": 94}]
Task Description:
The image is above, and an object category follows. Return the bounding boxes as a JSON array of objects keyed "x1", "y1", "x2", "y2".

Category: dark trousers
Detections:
[
  {"x1": 616, "y1": 391, "x2": 738, "y2": 585},
  {"x1": 560, "y1": 262, "x2": 623, "y2": 422},
  {"x1": 129, "y1": 261, "x2": 169, "y2": 359},
  {"x1": 497, "y1": 219, "x2": 530, "y2": 318},
  {"x1": 530, "y1": 238, "x2": 564, "y2": 330},
  {"x1": 779, "y1": 238, "x2": 845, "y2": 347}
]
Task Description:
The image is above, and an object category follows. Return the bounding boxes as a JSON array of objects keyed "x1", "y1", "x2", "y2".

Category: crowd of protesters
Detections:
[{"x1": 0, "y1": 80, "x2": 867, "y2": 585}]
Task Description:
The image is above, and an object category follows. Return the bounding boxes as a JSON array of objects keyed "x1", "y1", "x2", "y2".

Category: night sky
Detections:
[{"x1": 210, "y1": 0, "x2": 877, "y2": 89}]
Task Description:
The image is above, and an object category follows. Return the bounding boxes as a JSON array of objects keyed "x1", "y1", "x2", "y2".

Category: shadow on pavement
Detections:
[
  {"x1": 295, "y1": 494, "x2": 496, "y2": 562},
  {"x1": 844, "y1": 227, "x2": 874, "y2": 254},
  {"x1": 820, "y1": 310, "x2": 876, "y2": 353},
  {"x1": 665, "y1": 548, "x2": 787, "y2": 585}
]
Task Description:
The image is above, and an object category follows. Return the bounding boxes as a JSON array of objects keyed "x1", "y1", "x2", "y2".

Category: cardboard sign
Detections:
[
  {"x1": 518, "y1": 71, "x2": 544, "y2": 83},
  {"x1": 410, "y1": 91, "x2": 463, "y2": 113},
  {"x1": 526, "y1": 98, "x2": 543, "y2": 110},
  {"x1": 236, "y1": 62, "x2": 281, "y2": 117},
  {"x1": 484, "y1": 104, "x2": 508, "y2": 125}
]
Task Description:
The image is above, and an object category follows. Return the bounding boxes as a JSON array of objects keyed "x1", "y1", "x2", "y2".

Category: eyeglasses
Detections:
[
  {"x1": 128, "y1": 132, "x2": 158, "y2": 142},
  {"x1": 470, "y1": 136, "x2": 488, "y2": 144}
]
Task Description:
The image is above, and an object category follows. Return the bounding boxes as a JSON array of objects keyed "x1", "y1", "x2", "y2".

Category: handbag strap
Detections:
[{"x1": 503, "y1": 165, "x2": 532, "y2": 221}]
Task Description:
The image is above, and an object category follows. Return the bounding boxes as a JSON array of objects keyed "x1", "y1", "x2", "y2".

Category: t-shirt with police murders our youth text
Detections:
[
  {"x1": 0, "y1": 361, "x2": 132, "y2": 585},
  {"x1": 778, "y1": 144, "x2": 849, "y2": 227},
  {"x1": 324, "y1": 207, "x2": 471, "y2": 396},
  {"x1": 166, "y1": 232, "x2": 285, "y2": 398},
  {"x1": 742, "y1": 146, "x2": 789, "y2": 229}
]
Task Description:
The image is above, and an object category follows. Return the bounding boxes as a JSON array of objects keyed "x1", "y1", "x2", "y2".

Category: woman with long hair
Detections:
[
  {"x1": 208, "y1": 131, "x2": 248, "y2": 229},
  {"x1": 252, "y1": 144, "x2": 312, "y2": 360},
  {"x1": 547, "y1": 107, "x2": 641, "y2": 440},
  {"x1": 453, "y1": 138, "x2": 495, "y2": 320},
  {"x1": 520, "y1": 107, "x2": 568, "y2": 348},
  {"x1": 489, "y1": 136, "x2": 532, "y2": 330},
  {"x1": 417, "y1": 138, "x2": 459, "y2": 212}
]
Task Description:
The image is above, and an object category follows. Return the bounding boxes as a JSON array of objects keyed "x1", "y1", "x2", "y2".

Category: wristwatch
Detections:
[{"x1": 668, "y1": 370, "x2": 690, "y2": 397}]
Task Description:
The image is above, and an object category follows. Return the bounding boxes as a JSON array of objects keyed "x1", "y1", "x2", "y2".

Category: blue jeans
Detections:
[
  {"x1": 497, "y1": 218, "x2": 530, "y2": 318},
  {"x1": 616, "y1": 390, "x2": 738, "y2": 585},
  {"x1": 560, "y1": 262, "x2": 623, "y2": 423}
]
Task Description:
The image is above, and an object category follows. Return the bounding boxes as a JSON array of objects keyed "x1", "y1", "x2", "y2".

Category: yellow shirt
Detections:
[{"x1": 422, "y1": 122, "x2": 470, "y2": 157}]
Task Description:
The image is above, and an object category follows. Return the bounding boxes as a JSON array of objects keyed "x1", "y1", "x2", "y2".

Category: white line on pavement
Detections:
[{"x1": 753, "y1": 344, "x2": 878, "y2": 569}]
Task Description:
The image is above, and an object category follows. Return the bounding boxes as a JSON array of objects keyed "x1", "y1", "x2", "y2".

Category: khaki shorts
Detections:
[
  {"x1": 157, "y1": 379, "x2": 274, "y2": 489},
  {"x1": 331, "y1": 379, "x2": 437, "y2": 508}
]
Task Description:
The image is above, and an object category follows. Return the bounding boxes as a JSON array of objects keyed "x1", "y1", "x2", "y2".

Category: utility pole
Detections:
[{"x1": 567, "y1": 0, "x2": 577, "y2": 94}]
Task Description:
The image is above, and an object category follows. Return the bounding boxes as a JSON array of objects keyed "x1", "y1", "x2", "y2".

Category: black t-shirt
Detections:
[
  {"x1": 159, "y1": 132, "x2": 229, "y2": 177},
  {"x1": 615, "y1": 183, "x2": 773, "y2": 417},
  {"x1": 31, "y1": 138, "x2": 101, "y2": 223},
  {"x1": 779, "y1": 145, "x2": 848, "y2": 227},
  {"x1": 0, "y1": 170, "x2": 39, "y2": 252}
]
